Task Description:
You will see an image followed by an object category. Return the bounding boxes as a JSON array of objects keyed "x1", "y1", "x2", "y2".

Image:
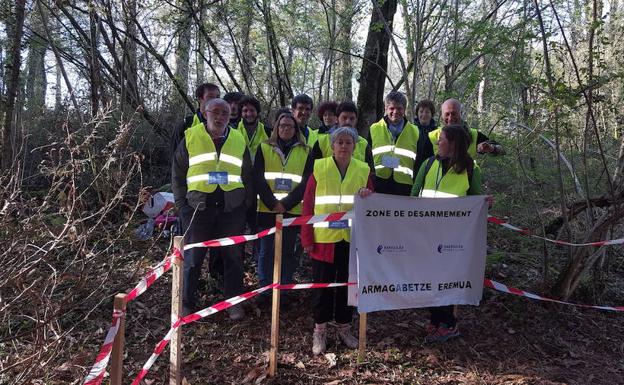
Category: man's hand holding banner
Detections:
[{"x1": 348, "y1": 193, "x2": 488, "y2": 313}]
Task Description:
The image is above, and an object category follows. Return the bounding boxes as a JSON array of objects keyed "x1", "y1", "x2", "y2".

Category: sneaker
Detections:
[
  {"x1": 312, "y1": 323, "x2": 327, "y2": 355},
  {"x1": 336, "y1": 323, "x2": 358, "y2": 349},
  {"x1": 227, "y1": 304, "x2": 245, "y2": 321},
  {"x1": 425, "y1": 323, "x2": 460, "y2": 343}
]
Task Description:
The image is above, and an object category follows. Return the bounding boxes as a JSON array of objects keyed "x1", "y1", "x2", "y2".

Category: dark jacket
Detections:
[
  {"x1": 171, "y1": 109, "x2": 204, "y2": 163},
  {"x1": 414, "y1": 118, "x2": 437, "y2": 172},
  {"x1": 172, "y1": 125, "x2": 254, "y2": 212}
]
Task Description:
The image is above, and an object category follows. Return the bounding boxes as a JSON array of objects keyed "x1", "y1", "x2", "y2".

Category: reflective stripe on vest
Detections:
[
  {"x1": 236, "y1": 120, "x2": 268, "y2": 161},
  {"x1": 185, "y1": 124, "x2": 246, "y2": 193},
  {"x1": 420, "y1": 159, "x2": 469, "y2": 198},
  {"x1": 257, "y1": 142, "x2": 309, "y2": 215},
  {"x1": 318, "y1": 133, "x2": 368, "y2": 162},
  {"x1": 369, "y1": 118, "x2": 419, "y2": 185},
  {"x1": 428, "y1": 127, "x2": 478, "y2": 157},
  {"x1": 313, "y1": 157, "x2": 369, "y2": 243}
]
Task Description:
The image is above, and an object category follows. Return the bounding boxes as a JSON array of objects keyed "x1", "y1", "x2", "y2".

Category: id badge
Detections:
[
  {"x1": 381, "y1": 155, "x2": 400, "y2": 168},
  {"x1": 328, "y1": 220, "x2": 349, "y2": 229},
  {"x1": 274, "y1": 178, "x2": 293, "y2": 191},
  {"x1": 208, "y1": 171, "x2": 228, "y2": 184}
]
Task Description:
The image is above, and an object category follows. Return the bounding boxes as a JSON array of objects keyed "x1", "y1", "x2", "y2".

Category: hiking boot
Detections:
[
  {"x1": 336, "y1": 322, "x2": 358, "y2": 349},
  {"x1": 425, "y1": 323, "x2": 460, "y2": 343},
  {"x1": 227, "y1": 304, "x2": 245, "y2": 321},
  {"x1": 312, "y1": 323, "x2": 327, "y2": 355}
]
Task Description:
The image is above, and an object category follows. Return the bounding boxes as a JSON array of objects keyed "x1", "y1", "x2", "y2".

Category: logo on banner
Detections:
[
  {"x1": 376, "y1": 244, "x2": 407, "y2": 254},
  {"x1": 437, "y1": 243, "x2": 464, "y2": 253}
]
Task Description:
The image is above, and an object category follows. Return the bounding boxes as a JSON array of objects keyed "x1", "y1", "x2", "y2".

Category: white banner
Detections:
[{"x1": 348, "y1": 193, "x2": 488, "y2": 313}]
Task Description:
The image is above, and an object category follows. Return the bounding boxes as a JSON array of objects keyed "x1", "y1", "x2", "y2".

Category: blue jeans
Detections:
[{"x1": 257, "y1": 226, "x2": 299, "y2": 287}]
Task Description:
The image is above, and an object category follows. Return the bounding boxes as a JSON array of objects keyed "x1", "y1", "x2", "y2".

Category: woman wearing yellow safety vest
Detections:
[
  {"x1": 410, "y1": 124, "x2": 490, "y2": 343},
  {"x1": 301, "y1": 127, "x2": 374, "y2": 356},
  {"x1": 253, "y1": 112, "x2": 313, "y2": 307}
]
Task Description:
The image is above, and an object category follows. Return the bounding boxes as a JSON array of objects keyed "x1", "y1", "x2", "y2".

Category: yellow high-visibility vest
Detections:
[
  {"x1": 370, "y1": 118, "x2": 419, "y2": 185},
  {"x1": 420, "y1": 159, "x2": 470, "y2": 198},
  {"x1": 305, "y1": 127, "x2": 319, "y2": 147},
  {"x1": 257, "y1": 142, "x2": 309, "y2": 214},
  {"x1": 185, "y1": 124, "x2": 246, "y2": 193},
  {"x1": 313, "y1": 157, "x2": 369, "y2": 243},
  {"x1": 236, "y1": 121, "x2": 268, "y2": 161},
  {"x1": 428, "y1": 127, "x2": 478, "y2": 158},
  {"x1": 317, "y1": 132, "x2": 368, "y2": 162}
]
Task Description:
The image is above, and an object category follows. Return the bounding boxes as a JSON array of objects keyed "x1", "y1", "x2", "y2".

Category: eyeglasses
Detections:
[{"x1": 207, "y1": 109, "x2": 230, "y2": 117}]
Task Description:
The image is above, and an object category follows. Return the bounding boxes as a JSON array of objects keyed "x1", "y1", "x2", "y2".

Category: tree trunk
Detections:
[
  {"x1": 335, "y1": 0, "x2": 354, "y2": 101},
  {"x1": 356, "y1": 0, "x2": 398, "y2": 136},
  {"x1": 173, "y1": 0, "x2": 192, "y2": 111},
  {"x1": 1, "y1": 0, "x2": 26, "y2": 170},
  {"x1": 196, "y1": 0, "x2": 207, "y2": 83},
  {"x1": 122, "y1": 0, "x2": 139, "y2": 117},
  {"x1": 24, "y1": 5, "x2": 47, "y2": 118},
  {"x1": 89, "y1": 1, "x2": 101, "y2": 116}
]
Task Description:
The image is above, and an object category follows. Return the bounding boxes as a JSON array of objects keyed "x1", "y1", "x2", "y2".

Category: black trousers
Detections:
[
  {"x1": 181, "y1": 205, "x2": 246, "y2": 308},
  {"x1": 312, "y1": 241, "x2": 353, "y2": 324},
  {"x1": 429, "y1": 306, "x2": 456, "y2": 327}
]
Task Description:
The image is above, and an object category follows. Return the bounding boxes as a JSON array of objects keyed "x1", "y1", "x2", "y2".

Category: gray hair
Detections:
[
  {"x1": 384, "y1": 91, "x2": 407, "y2": 108},
  {"x1": 201, "y1": 98, "x2": 229, "y2": 114},
  {"x1": 330, "y1": 126, "x2": 358, "y2": 144}
]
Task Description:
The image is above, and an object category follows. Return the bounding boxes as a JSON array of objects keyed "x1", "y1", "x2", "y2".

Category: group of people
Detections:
[{"x1": 171, "y1": 82, "x2": 504, "y2": 355}]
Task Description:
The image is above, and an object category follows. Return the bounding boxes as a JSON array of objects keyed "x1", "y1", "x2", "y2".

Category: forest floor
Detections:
[
  {"x1": 57, "y1": 232, "x2": 624, "y2": 385},
  {"x1": 8, "y1": 148, "x2": 624, "y2": 384}
]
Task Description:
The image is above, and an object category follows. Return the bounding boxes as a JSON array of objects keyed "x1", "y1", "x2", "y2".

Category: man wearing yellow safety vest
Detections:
[
  {"x1": 312, "y1": 101, "x2": 375, "y2": 173},
  {"x1": 236, "y1": 96, "x2": 271, "y2": 254},
  {"x1": 170, "y1": 82, "x2": 220, "y2": 162},
  {"x1": 415, "y1": 98, "x2": 505, "y2": 169},
  {"x1": 172, "y1": 98, "x2": 254, "y2": 321},
  {"x1": 291, "y1": 94, "x2": 319, "y2": 147},
  {"x1": 368, "y1": 91, "x2": 420, "y2": 196},
  {"x1": 236, "y1": 96, "x2": 270, "y2": 162}
]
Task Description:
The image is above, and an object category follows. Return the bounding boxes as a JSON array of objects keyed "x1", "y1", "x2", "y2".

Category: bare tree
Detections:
[{"x1": 1, "y1": 0, "x2": 26, "y2": 170}]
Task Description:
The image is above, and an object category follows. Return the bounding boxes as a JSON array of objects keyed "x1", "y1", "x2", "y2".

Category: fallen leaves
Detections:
[
  {"x1": 241, "y1": 366, "x2": 267, "y2": 384},
  {"x1": 324, "y1": 352, "x2": 337, "y2": 368}
]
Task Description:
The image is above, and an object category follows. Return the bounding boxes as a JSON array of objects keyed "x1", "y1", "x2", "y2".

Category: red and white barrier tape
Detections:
[
  {"x1": 183, "y1": 227, "x2": 276, "y2": 250},
  {"x1": 484, "y1": 278, "x2": 624, "y2": 312},
  {"x1": 182, "y1": 212, "x2": 352, "y2": 251},
  {"x1": 282, "y1": 212, "x2": 351, "y2": 227},
  {"x1": 83, "y1": 248, "x2": 181, "y2": 384},
  {"x1": 487, "y1": 215, "x2": 624, "y2": 247},
  {"x1": 278, "y1": 282, "x2": 355, "y2": 290},
  {"x1": 131, "y1": 284, "x2": 276, "y2": 385},
  {"x1": 82, "y1": 310, "x2": 124, "y2": 385},
  {"x1": 125, "y1": 248, "x2": 182, "y2": 302},
  {"x1": 182, "y1": 212, "x2": 624, "y2": 252}
]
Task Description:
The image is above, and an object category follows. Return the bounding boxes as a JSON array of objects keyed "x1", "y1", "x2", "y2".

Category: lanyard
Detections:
[{"x1": 434, "y1": 160, "x2": 446, "y2": 192}]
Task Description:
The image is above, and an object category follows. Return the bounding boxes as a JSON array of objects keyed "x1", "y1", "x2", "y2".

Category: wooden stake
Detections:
[
  {"x1": 170, "y1": 236, "x2": 184, "y2": 385},
  {"x1": 110, "y1": 293, "x2": 127, "y2": 385},
  {"x1": 357, "y1": 312, "x2": 367, "y2": 363},
  {"x1": 269, "y1": 214, "x2": 283, "y2": 377}
]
